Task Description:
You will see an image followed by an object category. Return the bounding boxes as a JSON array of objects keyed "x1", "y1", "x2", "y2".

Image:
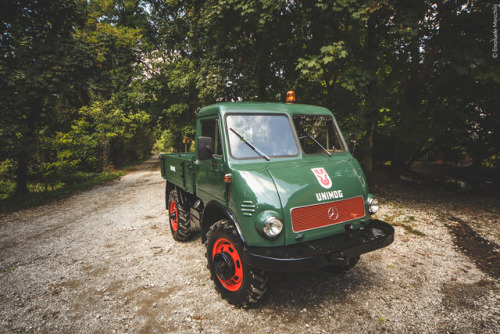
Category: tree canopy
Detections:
[{"x1": 1, "y1": 0, "x2": 498, "y2": 194}]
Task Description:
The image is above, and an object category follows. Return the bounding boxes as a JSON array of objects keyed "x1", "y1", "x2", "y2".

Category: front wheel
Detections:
[{"x1": 205, "y1": 220, "x2": 268, "y2": 308}]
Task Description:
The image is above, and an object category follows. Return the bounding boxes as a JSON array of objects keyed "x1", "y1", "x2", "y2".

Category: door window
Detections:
[{"x1": 200, "y1": 118, "x2": 223, "y2": 157}]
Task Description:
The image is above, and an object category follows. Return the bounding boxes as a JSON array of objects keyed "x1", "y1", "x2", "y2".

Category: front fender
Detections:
[
  {"x1": 201, "y1": 201, "x2": 244, "y2": 244},
  {"x1": 227, "y1": 168, "x2": 285, "y2": 247}
]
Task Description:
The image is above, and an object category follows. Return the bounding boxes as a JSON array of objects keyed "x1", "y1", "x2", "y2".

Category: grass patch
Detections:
[
  {"x1": 0, "y1": 171, "x2": 125, "y2": 214},
  {"x1": 398, "y1": 223, "x2": 426, "y2": 237},
  {"x1": 384, "y1": 214, "x2": 427, "y2": 237}
]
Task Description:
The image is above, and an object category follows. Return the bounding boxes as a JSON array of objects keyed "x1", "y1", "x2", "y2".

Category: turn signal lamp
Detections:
[
  {"x1": 286, "y1": 90, "x2": 296, "y2": 104},
  {"x1": 224, "y1": 173, "x2": 232, "y2": 184}
]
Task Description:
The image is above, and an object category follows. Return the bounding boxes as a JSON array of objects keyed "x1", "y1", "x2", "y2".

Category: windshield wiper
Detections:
[
  {"x1": 230, "y1": 128, "x2": 271, "y2": 161},
  {"x1": 301, "y1": 132, "x2": 332, "y2": 156}
]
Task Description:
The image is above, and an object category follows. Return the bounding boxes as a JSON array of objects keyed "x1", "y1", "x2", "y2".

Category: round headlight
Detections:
[
  {"x1": 263, "y1": 217, "x2": 283, "y2": 238},
  {"x1": 368, "y1": 197, "x2": 379, "y2": 214}
]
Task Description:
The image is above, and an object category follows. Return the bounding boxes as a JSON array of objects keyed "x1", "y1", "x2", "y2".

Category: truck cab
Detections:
[{"x1": 160, "y1": 100, "x2": 394, "y2": 307}]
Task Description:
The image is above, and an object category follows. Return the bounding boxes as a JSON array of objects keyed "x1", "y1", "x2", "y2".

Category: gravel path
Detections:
[{"x1": 1, "y1": 157, "x2": 498, "y2": 333}]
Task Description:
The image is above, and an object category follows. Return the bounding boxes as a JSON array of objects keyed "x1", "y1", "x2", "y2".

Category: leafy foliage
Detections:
[
  {"x1": 61, "y1": 99, "x2": 153, "y2": 171},
  {"x1": 0, "y1": 0, "x2": 154, "y2": 194},
  {"x1": 0, "y1": 0, "x2": 498, "y2": 199}
]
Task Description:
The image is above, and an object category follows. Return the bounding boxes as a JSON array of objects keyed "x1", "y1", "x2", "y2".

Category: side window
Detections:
[{"x1": 201, "y1": 119, "x2": 223, "y2": 156}]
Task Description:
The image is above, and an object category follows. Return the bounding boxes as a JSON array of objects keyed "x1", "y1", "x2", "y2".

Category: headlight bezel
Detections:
[
  {"x1": 263, "y1": 216, "x2": 283, "y2": 238},
  {"x1": 368, "y1": 197, "x2": 379, "y2": 214},
  {"x1": 255, "y1": 211, "x2": 284, "y2": 239}
]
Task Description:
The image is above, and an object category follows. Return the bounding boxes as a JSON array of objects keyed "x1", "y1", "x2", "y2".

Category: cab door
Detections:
[{"x1": 195, "y1": 117, "x2": 226, "y2": 203}]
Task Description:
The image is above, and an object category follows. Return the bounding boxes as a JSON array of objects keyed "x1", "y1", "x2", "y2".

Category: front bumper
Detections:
[{"x1": 243, "y1": 219, "x2": 394, "y2": 272}]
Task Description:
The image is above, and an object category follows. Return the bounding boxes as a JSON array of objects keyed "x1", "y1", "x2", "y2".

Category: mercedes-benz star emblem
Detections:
[{"x1": 328, "y1": 206, "x2": 339, "y2": 221}]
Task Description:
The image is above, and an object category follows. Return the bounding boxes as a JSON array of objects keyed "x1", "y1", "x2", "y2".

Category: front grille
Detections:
[{"x1": 291, "y1": 196, "x2": 366, "y2": 233}]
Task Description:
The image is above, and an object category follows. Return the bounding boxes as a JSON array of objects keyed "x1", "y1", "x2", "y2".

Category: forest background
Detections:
[{"x1": 1, "y1": 0, "x2": 498, "y2": 203}]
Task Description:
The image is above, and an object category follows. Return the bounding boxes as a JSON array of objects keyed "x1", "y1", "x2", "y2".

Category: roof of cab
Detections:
[{"x1": 197, "y1": 102, "x2": 332, "y2": 118}]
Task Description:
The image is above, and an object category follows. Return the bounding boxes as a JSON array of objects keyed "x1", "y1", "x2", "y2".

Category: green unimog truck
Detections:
[{"x1": 160, "y1": 95, "x2": 394, "y2": 307}]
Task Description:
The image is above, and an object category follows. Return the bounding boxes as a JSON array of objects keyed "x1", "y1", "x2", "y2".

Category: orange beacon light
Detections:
[{"x1": 286, "y1": 90, "x2": 296, "y2": 104}]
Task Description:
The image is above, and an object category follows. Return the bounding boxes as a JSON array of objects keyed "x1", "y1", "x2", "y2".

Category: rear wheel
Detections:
[
  {"x1": 167, "y1": 189, "x2": 191, "y2": 241},
  {"x1": 205, "y1": 220, "x2": 268, "y2": 308}
]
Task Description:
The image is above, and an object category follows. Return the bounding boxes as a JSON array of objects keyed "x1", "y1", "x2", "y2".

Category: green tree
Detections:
[
  {"x1": 144, "y1": 0, "x2": 306, "y2": 150},
  {"x1": 61, "y1": 99, "x2": 152, "y2": 171},
  {"x1": 389, "y1": 0, "x2": 499, "y2": 168},
  {"x1": 294, "y1": 0, "x2": 499, "y2": 171},
  {"x1": 0, "y1": 0, "x2": 87, "y2": 194},
  {"x1": 1, "y1": 0, "x2": 155, "y2": 194}
]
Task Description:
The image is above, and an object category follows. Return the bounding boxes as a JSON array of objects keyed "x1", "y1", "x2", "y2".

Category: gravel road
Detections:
[{"x1": 1, "y1": 157, "x2": 498, "y2": 333}]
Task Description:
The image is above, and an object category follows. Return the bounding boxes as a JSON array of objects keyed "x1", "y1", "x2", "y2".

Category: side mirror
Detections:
[
  {"x1": 198, "y1": 136, "x2": 213, "y2": 160},
  {"x1": 349, "y1": 133, "x2": 356, "y2": 156}
]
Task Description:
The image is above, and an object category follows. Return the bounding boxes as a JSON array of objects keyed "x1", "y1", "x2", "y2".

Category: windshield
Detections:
[
  {"x1": 226, "y1": 114, "x2": 299, "y2": 159},
  {"x1": 293, "y1": 115, "x2": 345, "y2": 154}
]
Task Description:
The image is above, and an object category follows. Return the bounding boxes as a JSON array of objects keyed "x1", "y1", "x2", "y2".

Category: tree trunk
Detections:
[
  {"x1": 257, "y1": 74, "x2": 267, "y2": 101},
  {"x1": 392, "y1": 91, "x2": 417, "y2": 170},
  {"x1": 391, "y1": 2, "x2": 452, "y2": 170},
  {"x1": 14, "y1": 104, "x2": 38, "y2": 195},
  {"x1": 360, "y1": 14, "x2": 379, "y2": 180},
  {"x1": 392, "y1": 42, "x2": 440, "y2": 170},
  {"x1": 361, "y1": 104, "x2": 377, "y2": 177},
  {"x1": 15, "y1": 151, "x2": 30, "y2": 195}
]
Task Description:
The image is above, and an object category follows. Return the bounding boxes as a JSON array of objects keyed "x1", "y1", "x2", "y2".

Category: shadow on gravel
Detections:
[
  {"x1": 446, "y1": 217, "x2": 500, "y2": 279},
  {"x1": 371, "y1": 167, "x2": 500, "y2": 280},
  {"x1": 263, "y1": 264, "x2": 378, "y2": 310},
  {"x1": 441, "y1": 280, "x2": 496, "y2": 310}
]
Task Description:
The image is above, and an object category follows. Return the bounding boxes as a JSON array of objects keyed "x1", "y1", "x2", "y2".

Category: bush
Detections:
[
  {"x1": 0, "y1": 181, "x2": 15, "y2": 199},
  {"x1": 61, "y1": 100, "x2": 154, "y2": 172},
  {"x1": 0, "y1": 160, "x2": 16, "y2": 182}
]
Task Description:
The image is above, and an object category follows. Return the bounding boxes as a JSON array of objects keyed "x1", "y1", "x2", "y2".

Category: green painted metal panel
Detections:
[
  {"x1": 160, "y1": 153, "x2": 195, "y2": 193},
  {"x1": 162, "y1": 102, "x2": 373, "y2": 248}
]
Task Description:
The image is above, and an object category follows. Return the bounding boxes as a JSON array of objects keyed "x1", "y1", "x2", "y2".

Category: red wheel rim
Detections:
[
  {"x1": 169, "y1": 201, "x2": 178, "y2": 231},
  {"x1": 212, "y1": 238, "x2": 243, "y2": 291}
]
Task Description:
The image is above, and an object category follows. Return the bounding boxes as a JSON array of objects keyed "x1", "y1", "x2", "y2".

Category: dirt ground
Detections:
[{"x1": 0, "y1": 157, "x2": 498, "y2": 333}]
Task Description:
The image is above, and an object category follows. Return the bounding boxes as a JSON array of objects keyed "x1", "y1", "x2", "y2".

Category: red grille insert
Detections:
[{"x1": 291, "y1": 196, "x2": 366, "y2": 233}]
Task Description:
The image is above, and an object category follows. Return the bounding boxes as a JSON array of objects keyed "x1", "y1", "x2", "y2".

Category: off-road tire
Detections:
[
  {"x1": 167, "y1": 190, "x2": 192, "y2": 241},
  {"x1": 205, "y1": 219, "x2": 268, "y2": 308}
]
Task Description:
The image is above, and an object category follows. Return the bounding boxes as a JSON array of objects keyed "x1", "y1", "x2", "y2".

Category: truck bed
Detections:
[{"x1": 160, "y1": 153, "x2": 195, "y2": 194}]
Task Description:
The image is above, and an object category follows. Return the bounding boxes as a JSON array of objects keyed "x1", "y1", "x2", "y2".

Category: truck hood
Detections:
[
  {"x1": 266, "y1": 158, "x2": 369, "y2": 245},
  {"x1": 266, "y1": 158, "x2": 367, "y2": 209}
]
